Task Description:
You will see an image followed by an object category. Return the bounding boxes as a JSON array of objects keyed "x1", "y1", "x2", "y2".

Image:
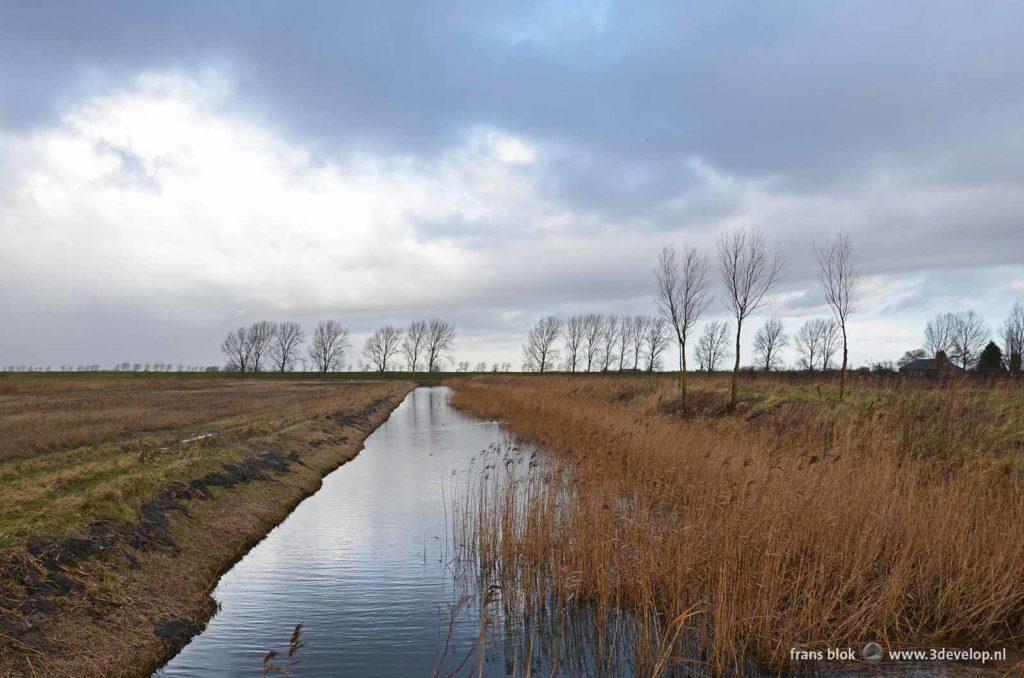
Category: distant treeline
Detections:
[
  {"x1": 3, "y1": 364, "x2": 221, "y2": 373},
  {"x1": 220, "y1": 318, "x2": 460, "y2": 373}
]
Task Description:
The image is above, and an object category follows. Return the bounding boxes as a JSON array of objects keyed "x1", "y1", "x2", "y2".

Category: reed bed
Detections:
[{"x1": 449, "y1": 374, "x2": 1024, "y2": 675}]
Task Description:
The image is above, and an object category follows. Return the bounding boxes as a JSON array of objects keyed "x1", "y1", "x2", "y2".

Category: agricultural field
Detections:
[
  {"x1": 0, "y1": 373, "x2": 411, "y2": 676},
  {"x1": 448, "y1": 373, "x2": 1024, "y2": 674}
]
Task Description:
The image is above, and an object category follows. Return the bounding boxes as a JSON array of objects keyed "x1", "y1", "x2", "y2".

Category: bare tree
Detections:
[
  {"x1": 752, "y1": 318, "x2": 788, "y2": 371},
  {"x1": 644, "y1": 317, "x2": 670, "y2": 372},
  {"x1": 363, "y1": 325, "x2": 404, "y2": 373},
  {"x1": 794, "y1": 320, "x2": 819, "y2": 371},
  {"x1": 270, "y1": 322, "x2": 305, "y2": 372},
  {"x1": 523, "y1": 316, "x2": 563, "y2": 373},
  {"x1": 598, "y1": 315, "x2": 620, "y2": 371},
  {"x1": 402, "y1": 320, "x2": 429, "y2": 372},
  {"x1": 694, "y1": 320, "x2": 731, "y2": 372},
  {"x1": 949, "y1": 309, "x2": 989, "y2": 370},
  {"x1": 717, "y1": 226, "x2": 784, "y2": 410},
  {"x1": 425, "y1": 319, "x2": 456, "y2": 372},
  {"x1": 563, "y1": 316, "x2": 586, "y2": 372},
  {"x1": 244, "y1": 320, "x2": 277, "y2": 372},
  {"x1": 794, "y1": 318, "x2": 837, "y2": 371},
  {"x1": 924, "y1": 313, "x2": 956, "y2": 357},
  {"x1": 1001, "y1": 302, "x2": 1024, "y2": 372},
  {"x1": 616, "y1": 314, "x2": 635, "y2": 370},
  {"x1": 814, "y1": 231, "x2": 857, "y2": 398},
  {"x1": 629, "y1": 315, "x2": 650, "y2": 370},
  {"x1": 819, "y1": 318, "x2": 840, "y2": 370},
  {"x1": 582, "y1": 313, "x2": 603, "y2": 372},
  {"x1": 220, "y1": 326, "x2": 250, "y2": 372},
  {"x1": 656, "y1": 245, "x2": 711, "y2": 400},
  {"x1": 308, "y1": 320, "x2": 350, "y2": 373}
]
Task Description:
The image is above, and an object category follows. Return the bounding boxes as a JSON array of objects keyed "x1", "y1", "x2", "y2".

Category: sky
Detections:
[{"x1": 2, "y1": 1, "x2": 1023, "y2": 370}]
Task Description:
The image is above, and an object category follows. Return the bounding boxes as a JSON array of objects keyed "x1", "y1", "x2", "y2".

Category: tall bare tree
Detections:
[
  {"x1": 598, "y1": 315, "x2": 620, "y2": 371},
  {"x1": 220, "y1": 326, "x2": 251, "y2": 372},
  {"x1": 752, "y1": 318, "x2": 788, "y2": 371},
  {"x1": 694, "y1": 320, "x2": 731, "y2": 372},
  {"x1": 269, "y1": 321, "x2": 305, "y2": 372},
  {"x1": 949, "y1": 309, "x2": 989, "y2": 369},
  {"x1": 814, "y1": 232, "x2": 857, "y2": 399},
  {"x1": 582, "y1": 313, "x2": 603, "y2": 371},
  {"x1": 363, "y1": 325, "x2": 404, "y2": 373},
  {"x1": 563, "y1": 315, "x2": 586, "y2": 372},
  {"x1": 629, "y1": 315, "x2": 650, "y2": 370},
  {"x1": 308, "y1": 320, "x2": 350, "y2": 373},
  {"x1": 245, "y1": 320, "x2": 277, "y2": 372},
  {"x1": 425, "y1": 319, "x2": 456, "y2": 372},
  {"x1": 924, "y1": 312, "x2": 956, "y2": 357},
  {"x1": 717, "y1": 226, "x2": 784, "y2": 410},
  {"x1": 644, "y1": 317, "x2": 670, "y2": 372},
  {"x1": 523, "y1": 316, "x2": 563, "y2": 373},
  {"x1": 656, "y1": 245, "x2": 711, "y2": 401},
  {"x1": 401, "y1": 320, "x2": 429, "y2": 372},
  {"x1": 1001, "y1": 302, "x2": 1024, "y2": 372}
]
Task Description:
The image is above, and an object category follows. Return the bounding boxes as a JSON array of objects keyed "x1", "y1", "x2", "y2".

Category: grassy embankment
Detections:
[
  {"x1": 0, "y1": 373, "x2": 412, "y2": 677},
  {"x1": 449, "y1": 373, "x2": 1024, "y2": 675}
]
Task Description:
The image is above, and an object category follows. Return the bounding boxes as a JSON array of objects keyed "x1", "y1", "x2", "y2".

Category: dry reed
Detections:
[{"x1": 449, "y1": 374, "x2": 1024, "y2": 674}]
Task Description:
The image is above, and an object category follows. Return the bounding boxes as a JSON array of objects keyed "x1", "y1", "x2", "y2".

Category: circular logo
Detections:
[{"x1": 862, "y1": 642, "x2": 884, "y2": 663}]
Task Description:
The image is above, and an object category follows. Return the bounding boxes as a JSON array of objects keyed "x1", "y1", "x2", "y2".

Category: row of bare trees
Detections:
[
  {"x1": 361, "y1": 320, "x2": 456, "y2": 372},
  {"x1": 655, "y1": 227, "x2": 856, "y2": 409},
  {"x1": 523, "y1": 314, "x2": 672, "y2": 373},
  {"x1": 221, "y1": 319, "x2": 456, "y2": 372},
  {"x1": 221, "y1": 320, "x2": 346, "y2": 372},
  {"x1": 521, "y1": 226, "x2": 853, "y2": 402}
]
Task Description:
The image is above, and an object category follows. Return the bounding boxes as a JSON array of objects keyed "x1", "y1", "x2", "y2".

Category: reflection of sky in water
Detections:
[{"x1": 158, "y1": 387, "x2": 506, "y2": 676}]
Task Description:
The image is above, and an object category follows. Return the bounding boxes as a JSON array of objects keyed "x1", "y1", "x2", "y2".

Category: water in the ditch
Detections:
[{"x1": 158, "y1": 386, "x2": 522, "y2": 676}]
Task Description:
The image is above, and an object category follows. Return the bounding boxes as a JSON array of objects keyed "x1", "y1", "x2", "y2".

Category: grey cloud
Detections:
[{"x1": 6, "y1": 2, "x2": 1024, "y2": 180}]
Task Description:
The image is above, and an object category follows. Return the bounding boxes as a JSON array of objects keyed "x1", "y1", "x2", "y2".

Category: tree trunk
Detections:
[
  {"x1": 729, "y1": 320, "x2": 742, "y2": 411},
  {"x1": 840, "y1": 322, "x2": 848, "y2": 401},
  {"x1": 678, "y1": 337, "x2": 688, "y2": 405}
]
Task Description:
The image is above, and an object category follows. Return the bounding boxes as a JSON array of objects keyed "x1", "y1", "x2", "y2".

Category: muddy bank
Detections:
[{"x1": 0, "y1": 385, "x2": 411, "y2": 678}]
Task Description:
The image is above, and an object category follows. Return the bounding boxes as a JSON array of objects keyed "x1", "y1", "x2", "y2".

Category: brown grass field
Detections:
[
  {"x1": 449, "y1": 373, "x2": 1024, "y2": 675},
  {"x1": 0, "y1": 373, "x2": 412, "y2": 677}
]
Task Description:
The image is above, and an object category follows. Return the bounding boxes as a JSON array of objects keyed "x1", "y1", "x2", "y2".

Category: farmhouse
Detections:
[{"x1": 899, "y1": 353, "x2": 965, "y2": 378}]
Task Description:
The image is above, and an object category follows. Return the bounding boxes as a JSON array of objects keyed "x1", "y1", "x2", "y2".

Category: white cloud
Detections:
[{"x1": 1, "y1": 74, "x2": 552, "y2": 317}]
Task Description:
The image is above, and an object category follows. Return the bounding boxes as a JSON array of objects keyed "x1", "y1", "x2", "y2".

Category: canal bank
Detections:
[{"x1": 0, "y1": 381, "x2": 411, "y2": 678}]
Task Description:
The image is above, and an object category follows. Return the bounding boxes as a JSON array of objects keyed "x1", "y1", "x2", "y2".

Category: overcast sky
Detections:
[{"x1": 2, "y1": 1, "x2": 1023, "y2": 370}]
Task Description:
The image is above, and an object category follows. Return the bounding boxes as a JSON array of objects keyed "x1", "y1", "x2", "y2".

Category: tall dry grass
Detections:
[{"x1": 449, "y1": 374, "x2": 1024, "y2": 674}]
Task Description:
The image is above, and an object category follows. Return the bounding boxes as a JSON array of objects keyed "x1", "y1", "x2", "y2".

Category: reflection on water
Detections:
[{"x1": 158, "y1": 387, "x2": 512, "y2": 676}]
